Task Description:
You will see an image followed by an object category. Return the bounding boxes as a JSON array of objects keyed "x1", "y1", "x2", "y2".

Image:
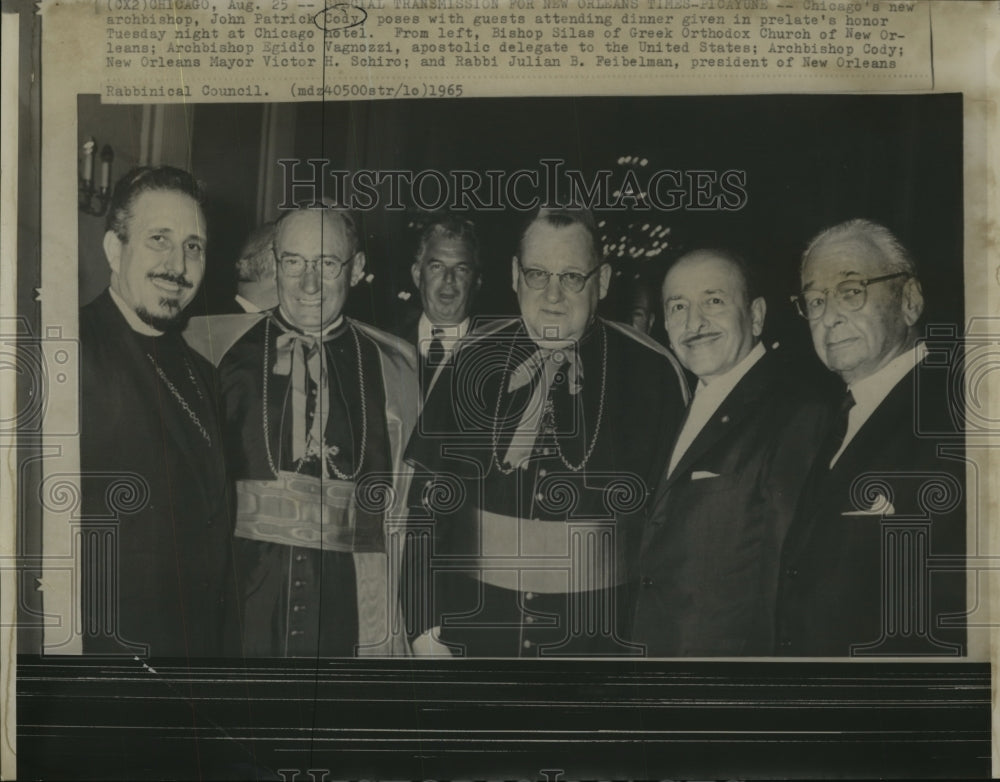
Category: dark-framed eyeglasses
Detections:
[
  {"x1": 517, "y1": 259, "x2": 602, "y2": 294},
  {"x1": 275, "y1": 250, "x2": 351, "y2": 280},
  {"x1": 791, "y1": 271, "x2": 909, "y2": 321}
]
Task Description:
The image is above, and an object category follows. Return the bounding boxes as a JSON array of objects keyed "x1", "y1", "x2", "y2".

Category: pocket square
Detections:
[
  {"x1": 843, "y1": 493, "x2": 896, "y2": 516},
  {"x1": 691, "y1": 471, "x2": 721, "y2": 481}
]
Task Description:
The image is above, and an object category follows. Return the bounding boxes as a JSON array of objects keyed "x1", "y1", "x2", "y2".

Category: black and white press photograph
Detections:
[{"x1": 8, "y1": 90, "x2": 991, "y2": 779}]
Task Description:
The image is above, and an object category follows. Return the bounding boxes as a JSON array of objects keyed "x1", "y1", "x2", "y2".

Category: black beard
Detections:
[{"x1": 136, "y1": 301, "x2": 189, "y2": 333}]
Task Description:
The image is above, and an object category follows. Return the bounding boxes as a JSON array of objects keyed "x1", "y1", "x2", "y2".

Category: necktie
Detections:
[
  {"x1": 825, "y1": 388, "x2": 856, "y2": 468},
  {"x1": 427, "y1": 327, "x2": 446, "y2": 368}
]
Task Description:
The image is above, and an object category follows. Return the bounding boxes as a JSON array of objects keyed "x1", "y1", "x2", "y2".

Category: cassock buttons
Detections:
[
  {"x1": 721, "y1": 415, "x2": 730, "y2": 424},
  {"x1": 525, "y1": 591, "x2": 536, "y2": 601},
  {"x1": 785, "y1": 567, "x2": 798, "y2": 578},
  {"x1": 539, "y1": 468, "x2": 547, "y2": 477},
  {"x1": 779, "y1": 638, "x2": 792, "y2": 649},
  {"x1": 525, "y1": 615, "x2": 536, "y2": 624},
  {"x1": 641, "y1": 576, "x2": 654, "y2": 587},
  {"x1": 522, "y1": 639, "x2": 534, "y2": 649},
  {"x1": 290, "y1": 629, "x2": 304, "y2": 637},
  {"x1": 293, "y1": 580, "x2": 306, "y2": 590},
  {"x1": 294, "y1": 553, "x2": 307, "y2": 563},
  {"x1": 292, "y1": 604, "x2": 305, "y2": 613}
]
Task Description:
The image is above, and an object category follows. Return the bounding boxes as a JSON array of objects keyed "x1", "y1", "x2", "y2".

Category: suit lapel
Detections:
[
  {"x1": 665, "y1": 352, "x2": 775, "y2": 489},
  {"x1": 828, "y1": 367, "x2": 914, "y2": 484},
  {"x1": 642, "y1": 350, "x2": 774, "y2": 553},
  {"x1": 786, "y1": 365, "x2": 919, "y2": 564}
]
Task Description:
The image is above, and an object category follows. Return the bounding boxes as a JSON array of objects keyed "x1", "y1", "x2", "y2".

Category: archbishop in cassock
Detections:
[
  {"x1": 208, "y1": 206, "x2": 417, "y2": 657},
  {"x1": 402, "y1": 208, "x2": 689, "y2": 657}
]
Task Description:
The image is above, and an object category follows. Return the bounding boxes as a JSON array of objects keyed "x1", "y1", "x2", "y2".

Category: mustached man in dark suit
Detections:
[
  {"x1": 397, "y1": 216, "x2": 481, "y2": 393},
  {"x1": 632, "y1": 249, "x2": 825, "y2": 656},
  {"x1": 776, "y1": 219, "x2": 966, "y2": 656}
]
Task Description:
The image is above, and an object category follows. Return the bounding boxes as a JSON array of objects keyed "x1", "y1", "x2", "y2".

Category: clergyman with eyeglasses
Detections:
[
  {"x1": 776, "y1": 218, "x2": 966, "y2": 656},
  {"x1": 401, "y1": 206, "x2": 689, "y2": 657},
  {"x1": 632, "y1": 248, "x2": 827, "y2": 656},
  {"x1": 213, "y1": 205, "x2": 418, "y2": 657}
]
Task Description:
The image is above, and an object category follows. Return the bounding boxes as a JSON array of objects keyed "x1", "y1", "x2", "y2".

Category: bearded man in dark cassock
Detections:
[
  {"x1": 402, "y1": 207, "x2": 690, "y2": 658},
  {"x1": 79, "y1": 166, "x2": 237, "y2": 657},
  {"x1": 210, "y1": 206, "x2": 417, "y2": 657}
]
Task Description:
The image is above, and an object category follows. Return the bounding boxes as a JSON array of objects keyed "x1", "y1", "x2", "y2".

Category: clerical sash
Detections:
[
  {"x1": 465, "y1": 511, "x2": 626, "y2": 594},
  {"x1": 234, "y1": 470, "x2": 384, "y2": 553}
]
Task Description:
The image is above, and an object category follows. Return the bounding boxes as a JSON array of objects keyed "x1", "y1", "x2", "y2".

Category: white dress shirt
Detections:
[
  {"x1": 830, "y1": 342, "x2": 928, "y2": 467},
  {"x1": 667, "y1": 342, "x2": 767, "y2": 477},
  {"x1": 417, "y1": 313, "x2": 469, "y2": 360},
  {"x1": 235, "y1": 294, "x2": 262, "y2": 313}
]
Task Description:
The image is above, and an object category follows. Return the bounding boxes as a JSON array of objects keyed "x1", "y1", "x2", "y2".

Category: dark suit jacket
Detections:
[
  {"x1": 392, "y1": 312, "x2": 419, "y2": 349},
  {"x1": 633, "y1": 349, "x2": 827, "y2": 656},
  {"x1": 775, "y1": 356, "x2": 966, "y2": 656},
  {"x1": 79, "y1": 289, "x2": 238, "y2": 656}
]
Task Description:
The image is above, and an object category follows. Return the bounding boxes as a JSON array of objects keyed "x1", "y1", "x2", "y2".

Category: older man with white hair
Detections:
[{"x1": 776, "y1": 218, "x2": 966, "y2": 656}]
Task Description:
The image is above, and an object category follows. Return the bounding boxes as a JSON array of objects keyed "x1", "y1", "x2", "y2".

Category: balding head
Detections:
[
  {"x1": 661, "y1": 249, "x2": 765, "y2": 381},
  {"x1": 274, "y1": 207, "x2": 366, "y2": 332}
]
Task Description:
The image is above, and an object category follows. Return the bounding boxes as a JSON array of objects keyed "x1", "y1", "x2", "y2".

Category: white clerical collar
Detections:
[
  {"x1": 417, "y1": 313, "x2": 469, "y2": 357},
  {"x1": 848, "y1": 341, "x2": 928, "y2": 416},
  {"x1": 108, "y1": 286, "x2": 163, "y2": 337},
  {"x1": 277, "y1": 306, "x2": 343, "y2": 338},
  {"x1": 235, "y1": 294, "x2": 262, "y2": 313},
  {"x1": 694, "y1": 341, "x2": 766, "y2": 399}
]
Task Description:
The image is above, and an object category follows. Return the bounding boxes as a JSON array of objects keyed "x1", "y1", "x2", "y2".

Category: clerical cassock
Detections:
[
  {"x1": 217, "y1": 309, "x2": 417, "y2": 657},
  {"x1": 79, "y1": 289, "x2": 237, "y2": 657},
  {"x1": 402, "y1": 317, "x2": 689, "y2": 657}
]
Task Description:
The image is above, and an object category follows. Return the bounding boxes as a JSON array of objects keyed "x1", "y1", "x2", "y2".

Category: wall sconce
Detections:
[{"x1": 79, "y1": 137, "x2": 114, "y2": 216}]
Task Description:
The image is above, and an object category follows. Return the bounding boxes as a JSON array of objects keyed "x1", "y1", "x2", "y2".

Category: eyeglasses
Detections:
[
  {"x1": 424, "y1": 260, "x2": 476, "y2": 281},
  {"x1": 791, "y1": 272, "x2": 909, "y2": 320},
  {"x1": 276, "y1": 252, "x2": 351, "y2": 280},
  {"x1": 517, "y1": 259, "x2": 602, "y2": 294}
]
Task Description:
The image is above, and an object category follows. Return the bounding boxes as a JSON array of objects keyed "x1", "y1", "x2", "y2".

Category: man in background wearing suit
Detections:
[
  {"x1": 776, "y1": 219, "x2": 966, "y2": 656},
  {"x1": 633, "y1": 249, "x2": 824, "y2": 656},
  {"x1": 399, "y1": 216, "x2": 481, "y2": 392}
]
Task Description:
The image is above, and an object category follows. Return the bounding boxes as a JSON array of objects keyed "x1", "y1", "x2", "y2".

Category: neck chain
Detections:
[
  {"x1": 146, "y1": 352, "x2": 211, "y2": 444},
  {"x1": 491, "y1": 323, "x2": 607, "y2": 475},
  {"x1": 261, "y1": 317, "x2": 368, "y2": 481}
]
